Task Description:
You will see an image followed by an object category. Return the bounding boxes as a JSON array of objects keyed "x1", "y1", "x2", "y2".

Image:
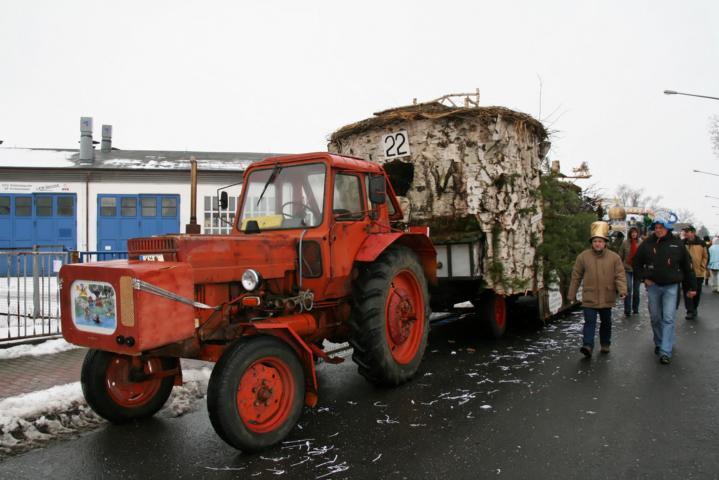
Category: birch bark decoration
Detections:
[{"x1": 328, "y1": 100, "x2": 550, "y2": 295}]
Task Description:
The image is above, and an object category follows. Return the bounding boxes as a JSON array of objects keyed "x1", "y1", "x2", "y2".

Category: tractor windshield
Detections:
[{"x1": 239, "y1": 163, "x2": 326, "y2": 231}]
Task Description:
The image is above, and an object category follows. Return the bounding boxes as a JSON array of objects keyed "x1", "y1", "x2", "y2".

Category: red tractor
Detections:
[{"x1": 60, "y1": 152, "x2": 436, "y2": 451}]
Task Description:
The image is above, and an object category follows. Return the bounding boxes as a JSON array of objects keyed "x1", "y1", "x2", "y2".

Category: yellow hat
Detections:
[{"x1": 590, "y1": 221, "x2": 610, "y2": 241}]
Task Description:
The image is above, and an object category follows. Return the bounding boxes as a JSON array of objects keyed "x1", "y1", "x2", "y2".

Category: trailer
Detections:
[{"x1": 328, "y1": 96, "x2": 564, "y2": 334}]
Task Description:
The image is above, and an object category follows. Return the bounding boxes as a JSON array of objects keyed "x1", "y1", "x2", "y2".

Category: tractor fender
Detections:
[{"x1": 355, "y1": 232, "x2": 437, "y2": 285}]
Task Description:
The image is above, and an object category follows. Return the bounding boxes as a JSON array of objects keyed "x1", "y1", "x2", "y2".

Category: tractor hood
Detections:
[{"x1": 128, "y1": 233, "x2": 298, "y2": 283}]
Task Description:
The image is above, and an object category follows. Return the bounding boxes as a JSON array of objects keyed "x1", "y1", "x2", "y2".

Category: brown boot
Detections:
[
  {"x1": 600, "y1": 345, "x2": 610, "y2": 354},
  {"x1": 580, "y1": 345, "x2": 592, "y2": 358}
]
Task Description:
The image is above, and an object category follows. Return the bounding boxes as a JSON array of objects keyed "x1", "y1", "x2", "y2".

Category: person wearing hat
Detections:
[
  {"x1": 632, "y1": 213, "x2": 697, "y2": 365},
  {"x1": 682, "y1": 225, "x2": 707, "y2": 319},
  {"x1": 619, "y1": 226, "x2": 642, "y2": 316},
  {"x1": 568, "y1": 221, "x2": 627, "y2": 358}
]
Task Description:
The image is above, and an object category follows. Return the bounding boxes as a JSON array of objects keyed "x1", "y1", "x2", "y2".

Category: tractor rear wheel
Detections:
[
  {"x1": 349, "y1": 245, "x2": 430, "y2": 386},
  {"x1": 81, "y1": 349, "x2": 176, "y2": 423},
  {"x1": 207, "y1": 336, "x2": 305, "y2": 452}
]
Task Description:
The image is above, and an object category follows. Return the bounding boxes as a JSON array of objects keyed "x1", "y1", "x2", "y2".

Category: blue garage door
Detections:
[
  {"x1": 97, "y1": 194, "x2": 180, "y2": 252},
  {"x1": 0, "y1": 193, "x2": 76, "y2": 275},
  {"x1": 0, "y1": 194, "x2": 77, "y2": 250}
]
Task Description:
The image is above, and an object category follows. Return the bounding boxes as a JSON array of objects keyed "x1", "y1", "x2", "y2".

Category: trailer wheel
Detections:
[
  {"x1": 475, "y1": 292, "x2": 507, "y2": 338},
  {"x1": 81, "y1": 349, "x2": 175, "y2": 424},
  {"x1": 207, "y1": 336, "x2": 305, "y2": 452},
  {"x1": 350, "y1": 245, "x2": 430, "y2": 386}
]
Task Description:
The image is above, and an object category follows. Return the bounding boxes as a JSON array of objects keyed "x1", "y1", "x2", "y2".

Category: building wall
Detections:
[{"x1": 0, "y1": 169, "x2": 244, "y2": 251}]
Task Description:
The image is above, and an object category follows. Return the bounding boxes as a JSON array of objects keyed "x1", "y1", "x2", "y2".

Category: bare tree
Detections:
[
  {"x1": 675, "y1": 208, "x2": 697, "y2": 225},
  {"x1": 614, "y1": 184, "x2": 662, "y2": 210},
  {"x1": 710, "y1": 115, "x2": 719, "y2": 157}
]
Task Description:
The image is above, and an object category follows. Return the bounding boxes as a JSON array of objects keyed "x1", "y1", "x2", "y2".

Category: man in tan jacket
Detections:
[
  {"x1": 568, "y1": 221, "x2": 628, "y2": 357},
  {"x1": 683, "y1": 225, "x2": 708, "y2": 319}
]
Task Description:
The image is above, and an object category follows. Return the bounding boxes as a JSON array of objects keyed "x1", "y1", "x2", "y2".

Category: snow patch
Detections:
[
  {"x1": 0, "y1": 368, "x2": 211, "y2": 459},
  {"x1": 0, "y1": 338, "x2": 80, "y2": 360}
]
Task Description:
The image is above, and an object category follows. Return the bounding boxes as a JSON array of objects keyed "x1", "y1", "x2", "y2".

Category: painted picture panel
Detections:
[{"x1": 71, "y1": 280, "x2": 117, "y2": 334}]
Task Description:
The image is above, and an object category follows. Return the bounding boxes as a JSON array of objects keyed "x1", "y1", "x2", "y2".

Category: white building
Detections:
[{"x1": 0, "y1": 122, "x2": 277, "y2": 255}]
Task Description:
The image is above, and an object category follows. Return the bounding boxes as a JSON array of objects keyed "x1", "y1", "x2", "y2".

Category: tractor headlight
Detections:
[{"x1": 241, "y1": 269, "x2": 261, "y2": 291}]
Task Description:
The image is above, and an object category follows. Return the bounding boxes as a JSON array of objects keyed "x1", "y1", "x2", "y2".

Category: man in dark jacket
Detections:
[{"x1": 633, "y1": 216, "x2": 697, "y2": 365}]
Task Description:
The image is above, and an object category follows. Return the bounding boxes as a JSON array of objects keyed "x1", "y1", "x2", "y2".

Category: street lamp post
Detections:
[{"x1": 664, "y1": 90, "x2": 719, "y2": 101}]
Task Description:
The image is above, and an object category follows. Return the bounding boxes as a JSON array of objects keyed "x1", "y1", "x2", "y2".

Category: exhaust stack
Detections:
[
  {"x1": 101, "y1": 125, "x2": 112, "y2": 152},
  {"x1": 185, "y1": 156, "x2": 201, "y2": 234},
  {"x1": 79, "y1": 117, "x2": 94, "y2": 164}
]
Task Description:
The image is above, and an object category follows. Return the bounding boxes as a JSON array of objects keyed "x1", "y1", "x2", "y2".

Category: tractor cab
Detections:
[
  {"x1": 230, "y1": 152, "x2": 402, "y2": 234},
  {"x1": 223, "y1": 152, "x2": 407, "y2": 300}
]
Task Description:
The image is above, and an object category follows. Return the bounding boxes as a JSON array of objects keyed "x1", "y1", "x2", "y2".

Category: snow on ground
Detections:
[
  {"x1": 0, "y1": 338, "x2": 79, "y2": 360},
  {"x1": 0, "y1": 367, "x2": 212, "y2": 459}
]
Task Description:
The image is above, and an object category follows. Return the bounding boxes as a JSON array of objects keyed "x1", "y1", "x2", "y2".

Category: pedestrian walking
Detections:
[
  {"x1": 619, "y1": 226, "x2": 642, "y2": 315},
  {"x1": 682, "y1": 226, "x2": 707, "y2": 319},
  {"x1": 703, "y1": 235, "x2": 712, "y2": 286},
  {"x1": 709, "y1": 237, "x2": 719, "y2": 293},
  {"x1": 568, "y1": 221, "x2": 627, "y2": 358},
  {"x1": 632, "y1": 213, "x2": 697, "y2": 365}
]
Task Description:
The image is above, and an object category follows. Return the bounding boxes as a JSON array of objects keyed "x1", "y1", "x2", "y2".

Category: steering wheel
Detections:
[{"x1": 280, "y1": 201, "x2": 319, "y2": 222}]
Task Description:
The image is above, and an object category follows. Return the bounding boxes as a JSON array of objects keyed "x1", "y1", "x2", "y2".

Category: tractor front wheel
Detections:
[
  {"x1": 207, "y1": 336, "x2": 305, "y2": 452},
  {"x1": 81, "y1": 349, "x2": 176, "y2": 423},
  {"x1": 349, "y1": 246, "x2": 430, "y2": 386}
]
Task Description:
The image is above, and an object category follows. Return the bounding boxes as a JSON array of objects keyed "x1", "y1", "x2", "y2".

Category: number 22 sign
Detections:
[{"x1": 382, "y1": 130, "x2": 411, "y2": 159}]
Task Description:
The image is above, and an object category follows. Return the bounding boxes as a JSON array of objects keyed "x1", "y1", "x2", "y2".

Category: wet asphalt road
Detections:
[{"x1": 2, "y1": 287, "x2": 719, "y2": 480}]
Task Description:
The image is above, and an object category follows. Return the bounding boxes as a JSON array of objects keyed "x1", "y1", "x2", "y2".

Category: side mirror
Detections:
[
  {"x1": 368, "y1": 175, "x2": 386, "y2": 205},
  {"x1": 219, "y1": 191, "x2": 229, "y2": 210}
]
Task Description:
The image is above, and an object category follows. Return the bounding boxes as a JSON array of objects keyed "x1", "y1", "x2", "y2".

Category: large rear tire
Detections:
[
  {"x1": 81, "y1": 349, "x2": 175, "y2": 424},
  {"x1": 207, "y1": 336, "x2": 305, "y2": 452},
  {"x1": 349, "y1": 245, "x2": 430, "y2": 386}
]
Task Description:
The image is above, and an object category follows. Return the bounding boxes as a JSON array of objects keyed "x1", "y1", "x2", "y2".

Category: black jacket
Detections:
[{"x1": 633, "y1": 233, "x2": 697, "y2": 290}]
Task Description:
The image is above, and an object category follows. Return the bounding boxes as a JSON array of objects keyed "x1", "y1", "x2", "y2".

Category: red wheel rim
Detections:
[
  {"x1": 385, "y1": 269, "x2": 425, "y2": 364},
  {"x1": 495, "y1": 295, "x2": 506, "y2": 329},
  {"x1": 236, "y1": 356, "x2": 296, "y2": 434},
  {"x1": 105, "y1": 356, "x2": 163, "y2": 408}
]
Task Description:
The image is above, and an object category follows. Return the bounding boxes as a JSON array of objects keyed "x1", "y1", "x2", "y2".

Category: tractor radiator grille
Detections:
[{"x1": 128, "y1": 238, "x2": 178, "y2": 261}]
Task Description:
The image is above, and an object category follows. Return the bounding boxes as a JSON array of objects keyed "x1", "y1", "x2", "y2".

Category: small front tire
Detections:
[
  {"x1": 81, "y1": 349, "x2": 176, "y2": 424},
  {"x1": 207, "y1": 336, "x2": 305, "y2": 452}
]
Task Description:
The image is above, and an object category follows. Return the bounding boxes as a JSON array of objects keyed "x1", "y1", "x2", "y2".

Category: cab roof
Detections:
[{"x1": 249, "y1": 152, "x2": 383, "y2": 174}]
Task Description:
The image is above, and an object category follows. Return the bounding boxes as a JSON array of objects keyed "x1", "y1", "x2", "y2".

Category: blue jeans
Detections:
[
  {"x1": 582, "y1": 308, "x2": 612, "y2": 348},
  {"x1": 646, "y1": 283, "x2": 679, "y2": 357},
  {"x1": 624, "y1": 272, "x2": 641, "y2": 313}
]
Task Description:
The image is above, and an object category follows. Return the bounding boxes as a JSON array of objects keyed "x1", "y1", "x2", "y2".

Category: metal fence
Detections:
[{"x1": 1, "y1": 248, "x2": 71, "y2": 342}]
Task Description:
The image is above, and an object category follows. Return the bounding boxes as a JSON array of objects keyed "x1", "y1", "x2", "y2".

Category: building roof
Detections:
[{"x1": 0, "y1": 147, "x2": 281, "y2": 171}]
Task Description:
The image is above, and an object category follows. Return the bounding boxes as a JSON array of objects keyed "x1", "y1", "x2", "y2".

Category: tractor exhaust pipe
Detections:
[{"x1": 185, "y1": 156, "x2": 201, "y2": 234}]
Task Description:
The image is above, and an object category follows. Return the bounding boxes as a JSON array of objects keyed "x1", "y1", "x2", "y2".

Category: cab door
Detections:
[{"x1": 325, "y1": 172, "x2": 370, "y2": 297}]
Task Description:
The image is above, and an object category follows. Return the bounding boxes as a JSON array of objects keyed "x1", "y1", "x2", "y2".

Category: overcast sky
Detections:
[{"x1": 1, "y1": 1, "x2": 718, "y2": 232}]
